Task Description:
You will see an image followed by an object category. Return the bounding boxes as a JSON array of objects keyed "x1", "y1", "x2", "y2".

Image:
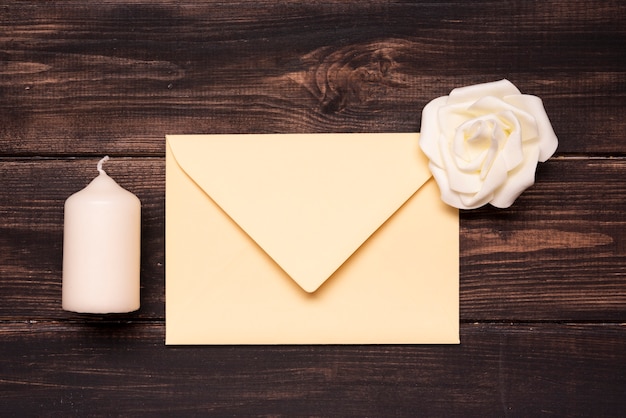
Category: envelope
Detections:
[{"x1": 165, "y1": 133, "x2": 458, "y2": 344}]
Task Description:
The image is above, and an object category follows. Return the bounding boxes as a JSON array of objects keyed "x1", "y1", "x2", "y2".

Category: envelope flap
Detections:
[{"x1": 167, "y1": 133, "x2": 431, "y2": 293}]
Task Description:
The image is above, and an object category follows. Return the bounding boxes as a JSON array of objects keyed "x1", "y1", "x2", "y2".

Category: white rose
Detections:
[{"x1": 419, "y1": 79, "x2": 558, "y2": 209}]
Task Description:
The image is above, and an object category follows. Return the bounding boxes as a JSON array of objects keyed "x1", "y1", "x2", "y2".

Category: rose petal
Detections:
[
  {"x1": 428, "y1": 163, "x2": 481, "y2": 209},
  {"x1": 446, "y1": 79, "x2": 521, "y2": 105},
  {"x1": 440, "y1": 134, "x2": 483, "y2": 194},
  {"x1": 461, "y1": 154, "x2": 508, "y2": 207},
  {"x1": 505, "y1": 94, "x2": 558, "y2": 161},
  {"x1": 458, "y1": 191, "x2": 493, "y2": 210},
  {"x1": 438, "y1": 102, "x2": 474, "y2": 140},
  {"x1": 496, "y1": 110, "x2": 524, "y2": 171},
  {"x1": 452, "y1": 119, "x2": 487, "y2": 168},
  {"x1": 489, "y1": 144, "x2": 540, "y2": 208},
  {"x1": 419, "y1": 96, "x2": 448, "y2": 167},
  {"x1": 468, "y1": 96, "x2": 539, "y2": 141}
]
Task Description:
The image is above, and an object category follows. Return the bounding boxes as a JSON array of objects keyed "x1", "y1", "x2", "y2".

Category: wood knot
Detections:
[{"x1": 288, "y1": 39, "x2": 411, "y2": 114}]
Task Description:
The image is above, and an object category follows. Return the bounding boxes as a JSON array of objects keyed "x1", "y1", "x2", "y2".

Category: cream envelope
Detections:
[{"x1": 165, "y1": 133, "x2": 458, "y2": 344}]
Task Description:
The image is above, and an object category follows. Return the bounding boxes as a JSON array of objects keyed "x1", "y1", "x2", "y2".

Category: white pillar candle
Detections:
[{"x1": 62, "y1": 156, "x2": 141, "y2": 313}]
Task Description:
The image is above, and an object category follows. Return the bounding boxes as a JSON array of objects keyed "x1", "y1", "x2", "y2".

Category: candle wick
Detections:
[{"x1": 97, "y1": 156, "x2": 110, "y2": 175}]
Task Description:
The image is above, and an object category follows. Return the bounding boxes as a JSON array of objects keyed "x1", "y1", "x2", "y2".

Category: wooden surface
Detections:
[{"x1": 1, "y1": 1, "x2": 625, "y2": 416}]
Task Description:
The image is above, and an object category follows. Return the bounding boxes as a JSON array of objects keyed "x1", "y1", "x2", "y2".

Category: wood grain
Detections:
[
  {"x1": 0, "y1": 322, "x2": 624, "y2": 417},
  {"x1": 1, "y1": 1, "x2": 625, "y2": 154},
  {"x1": 1, "y1": 1, "x2": 626, "y2": 415}
]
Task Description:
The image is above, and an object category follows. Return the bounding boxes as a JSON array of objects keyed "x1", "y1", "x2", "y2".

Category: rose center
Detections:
[{"x1": 453, "y1": 114, "x2": 514, "y2": 179}]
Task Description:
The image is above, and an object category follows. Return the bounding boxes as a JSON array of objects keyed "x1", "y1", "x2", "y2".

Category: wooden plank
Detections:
[
  {"x1": 1, "y1": 2, "x2": 625, "y2": 155},
  {"x1": 1, "y1": 157, "x2": 625, "y2": 321},
  {"x1": 462, "y1": 157, "x2": 626, "y2": 321},
  {"x1": 0, "y1": 322, "x2": 624, "y2": 416}
]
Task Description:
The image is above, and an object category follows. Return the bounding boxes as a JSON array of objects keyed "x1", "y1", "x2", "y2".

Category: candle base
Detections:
[{"x1": 62, "y1": 304, "x2": 140, "y2": 315}]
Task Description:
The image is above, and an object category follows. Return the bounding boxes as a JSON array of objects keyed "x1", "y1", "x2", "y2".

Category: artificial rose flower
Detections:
[{"x1": 419, "y1": 79, "x2": 558, "y2": 209}]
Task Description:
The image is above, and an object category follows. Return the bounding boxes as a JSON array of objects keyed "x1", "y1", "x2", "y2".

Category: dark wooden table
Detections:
[{"x1": 2, "y1": 1, "x2": 625, "y2": 416}]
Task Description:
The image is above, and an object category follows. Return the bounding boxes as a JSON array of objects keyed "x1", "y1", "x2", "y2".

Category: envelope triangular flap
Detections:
[{"x1": 167, "y1": 133, "x2": 432, "y2": 293}]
